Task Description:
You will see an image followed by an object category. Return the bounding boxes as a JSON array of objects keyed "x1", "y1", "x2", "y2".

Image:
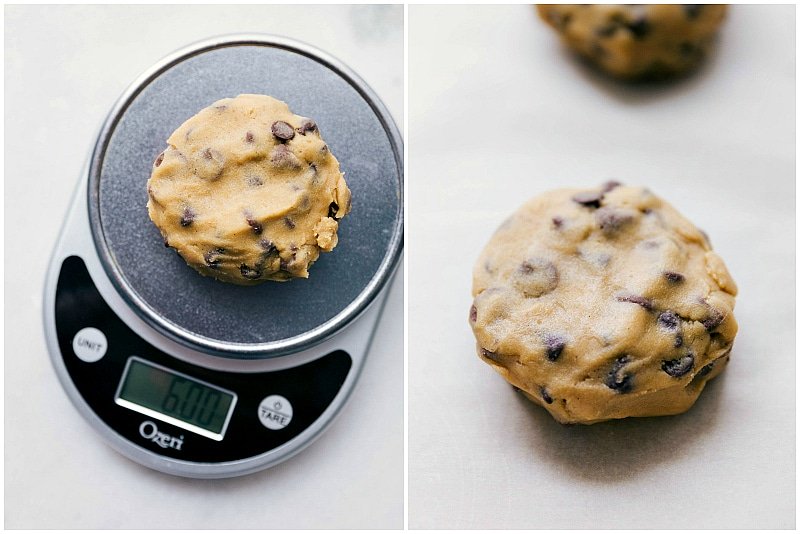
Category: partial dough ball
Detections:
[
  {"x1": 147, "y1": 94, "x2": 351, "y2": 285},
  {"x1": 469, "y1": 183, "x2": 738, "y2": 424},
  {"x1": 537, "y1": 4, "x2": 727, "y2": 80}
]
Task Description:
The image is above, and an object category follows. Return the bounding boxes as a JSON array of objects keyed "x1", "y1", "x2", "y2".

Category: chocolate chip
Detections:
[
  {"x1": 469, "y1": 305, "x2": 477, "y2": 323},
  {"x1": 240, "y1": 264, "x2": 261, "y2": 280},
  {"x1": 260, "y1": 239, "x2": 277, "y2": 254},
  {"x1": 245, "y1": 131, "x2": 254, "y2": 143},
  {"x1": 683, "y1": 5, "x2": 703, "y2": 19},
  {"x1": 284, "y1": 217, "x2": 295, "y2": 229},
  {"x1": 640, "y1": 61, "x2": 675, "y2": 82},
  {"x1": 552, "y1": 216, "x2": 564, "y2": 228},
  {"x1": 540, "y1": 387, "x2": 554, "y2": 404},
  {"x1": 701, "y1": 309, "x2": 724, "y2": 331},
  {"x1": 480, "y1": 348, "x2": 503, "y2": 364},
  {"x1": 328, "y1": 202, "x2": 340, "y2": 219},
  {"x1": 513, "y1": 258, "x2": 559, "y2": 298},
  {"x1": 572, "y1": 191, "x2": 604, "y2": 208},
  {"x1": 270, "y1": 144, "x2": 301, "y2": 169},
  {"x1": 180, "y1": 207, "x2": 195, "y2": 227},
  {"x1": 606, "y1": 356, "x2": 633, "y2": 393},
  {"x1": 709, "y1": 332, "x2": 725, "y2": 348},
  {"x1": 298, "y1": 119, "x2": 317, "y2": 135},
  {"x1": 194, "y1": 148, "x2": 225, "y2": 180},
  {"x1": 550, "y1": 11, "x2": 572, "y2": 30},
  {"x1": 543, "y1": 333, "x2": 565, "y2": 362},
  {"x1": 662, "y1": 353, "x2": 694, "y2": 377},
  {"x1": 616, "y1": 294, "x2": 653, "y2": 311},
  {"x1": 204, "y1": 248, "x2": 224, "y2": 268},
  {"x1": 697, "y1": 361, "x2": 715, "y2": 378},
  {"x1": 320, "y1": 144, "x2": 329, "y2": 157},
  {"x1": 626, "y1": 16, "x2": 650, "y2": 39},
  {"x1": 279, "y1": 245, "x2": 298, "y2": 273},
  {"x1": 154, "y1": 151, "x2": 165, "y2": 167},
  {"x1": 214, "y1": 104, "x2": 228, "y2": 111},
  {"x1": 246, "y1": 175, "x2": 263, "y2": 187},
  {"x1": 601, "y1": 180, "x2": 622, "y2": 192},
  {"x1": 596, "y1": 24, "x2": 618, "y2": 38},
  {"x1": 658, "y1": 310, "x2": 680, "y2": 331},
  {"x1": 271, "y1": 121, "x2": 295, "y2": 141},
  {"x1": 679, "y1": 42, "x2": 698, "y2": 58},
  {"x1": 674, "y1": 333, "x2": 684, "y2": 348},
  {"x1": 595, "y1": 207, "x2": 633, "y2": 235},
  {"x1": 245, "y1": 214, "x2": 263, "y2": 235},
  {"x1": 664, "y1": 271, "x2": 685, "y2": 283},
  {"x1": 163, "y1": 238, "x2": 170, "y2": 248}
]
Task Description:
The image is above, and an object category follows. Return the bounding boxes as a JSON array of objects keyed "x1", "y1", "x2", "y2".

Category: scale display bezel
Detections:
[{"x1": 114, "y1": 356, "x2": 238, "y2": 441}]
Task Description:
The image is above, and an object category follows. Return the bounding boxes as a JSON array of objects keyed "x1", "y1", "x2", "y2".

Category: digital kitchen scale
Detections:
[{"x1": 42, "y1": 35, "x2": 403, "y2": 479}]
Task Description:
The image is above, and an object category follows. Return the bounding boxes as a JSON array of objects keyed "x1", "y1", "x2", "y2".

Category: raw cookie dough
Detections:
[
  {"x1": 147, "y1": 94, "x2": 351, "y2": 285},
  {"x1": 469, "y1": 183, "x2": 738, "y2": 424},
  {"x1": 537, "y1": 4, "x2": 727, "y2": 79}
]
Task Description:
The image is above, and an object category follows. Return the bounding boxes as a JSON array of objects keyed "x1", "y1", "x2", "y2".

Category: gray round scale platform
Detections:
[
  {"x1": 43, "y1": 34, "x2": 402, "y2": 478},
  {"x1": 91, "y1": 35, "x2": 402, "y2": 357}
]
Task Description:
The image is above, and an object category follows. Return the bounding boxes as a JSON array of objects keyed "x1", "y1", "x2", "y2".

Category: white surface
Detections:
[
  {"x1": 4, "y1": 4, "x2": 403, "y2": 529},
  {"x1": 409, "y1": 5, "x2": 795, "y2": 530}
]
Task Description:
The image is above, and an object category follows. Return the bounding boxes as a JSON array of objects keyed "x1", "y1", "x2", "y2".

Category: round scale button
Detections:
[
  {"x1": 258, "y1": 395, "x2": 293, "y2": 430},
  {"x1": 72, "y1": 327, "x2": 107, "y2": 362}
]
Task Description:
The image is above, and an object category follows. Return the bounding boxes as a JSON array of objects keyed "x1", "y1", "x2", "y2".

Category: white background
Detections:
[
  {"x1": 4, "y1": 4, "x2": 403, "y2": 529},
  {"x1": 409, "y1": 4, "x2": 795, "y2": 529}
]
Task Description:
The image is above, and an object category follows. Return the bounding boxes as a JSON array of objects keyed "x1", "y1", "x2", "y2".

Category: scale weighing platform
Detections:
[{"x1": 42, "y1": 35, "x2": 403, "y2": 479}]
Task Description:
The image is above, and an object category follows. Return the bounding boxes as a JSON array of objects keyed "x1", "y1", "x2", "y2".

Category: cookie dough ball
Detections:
[
  {"x1": 147, "y1": 94, "x2": 351, "y2": 285},
  {"x1": 537, "y1": 4, "x2": 727, "y2": 79},
  {"x1": 469, "y1": 183, "x2": 738, "y2": 424}
]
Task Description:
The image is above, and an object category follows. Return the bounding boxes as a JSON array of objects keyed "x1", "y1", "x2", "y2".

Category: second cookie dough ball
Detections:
[
  {"x1": 537, "y1": 4, "x2": 727, "y2": 80},
  {"x1": 469, "y1": 183, "x2": 738, "y2": 424},
  {"x1": 147, "y1": 94, "x2": 351, "y2": 285}
]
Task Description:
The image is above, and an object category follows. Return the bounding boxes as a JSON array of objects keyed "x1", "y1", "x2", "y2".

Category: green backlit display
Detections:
[{"x1": 116, "y1": 358, "x2": 235, "y2": 436}]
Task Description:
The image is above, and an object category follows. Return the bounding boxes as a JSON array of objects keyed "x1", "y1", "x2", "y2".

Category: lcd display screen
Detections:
[{"x1": 115, "y1": 357, "x2": 236, "y2": 440}]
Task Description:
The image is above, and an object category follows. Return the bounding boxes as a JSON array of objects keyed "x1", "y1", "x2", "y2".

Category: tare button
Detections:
[
  {"x1": 258, "y1": 395, "x2": 293, "y2": 430},
  {"x1": 72, "y1": 327, "x2": 107, "y2": 362}
]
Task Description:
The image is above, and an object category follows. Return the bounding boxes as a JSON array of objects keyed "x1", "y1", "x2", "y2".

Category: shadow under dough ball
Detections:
[
  {"x1": 147, "y1": 94, "x2": 352, "y2": 285},
  {"x1": 537, "y1": 4, "x2": 728, "y2": 80},
  {"x1": 469, "y1": 183, "x2": 738, "y2": 424}
]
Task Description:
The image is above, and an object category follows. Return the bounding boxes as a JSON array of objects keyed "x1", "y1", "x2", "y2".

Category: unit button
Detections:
[
  {"x1": 258, "y1": 395, "x2": 293, "y2": 430},
  {"x1": 72, "y1": 327, "x2": 107, "y2": 362}
]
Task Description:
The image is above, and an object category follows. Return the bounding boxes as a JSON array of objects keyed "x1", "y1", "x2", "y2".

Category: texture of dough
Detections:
[
  {"x1": 469, "y1": 183, "x2": 738, "y2": 424},
  {"x1": 147, "y1": 94, "x2": 351, "y2": 285},
  {"x1": 537, "y1": 4, "x2": 727, "y2": 79}
]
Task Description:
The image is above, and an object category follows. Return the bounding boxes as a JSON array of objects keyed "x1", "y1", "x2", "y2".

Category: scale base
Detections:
[{"x1": 45, "y1": 248, "x2": 389, "y2": 478}]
